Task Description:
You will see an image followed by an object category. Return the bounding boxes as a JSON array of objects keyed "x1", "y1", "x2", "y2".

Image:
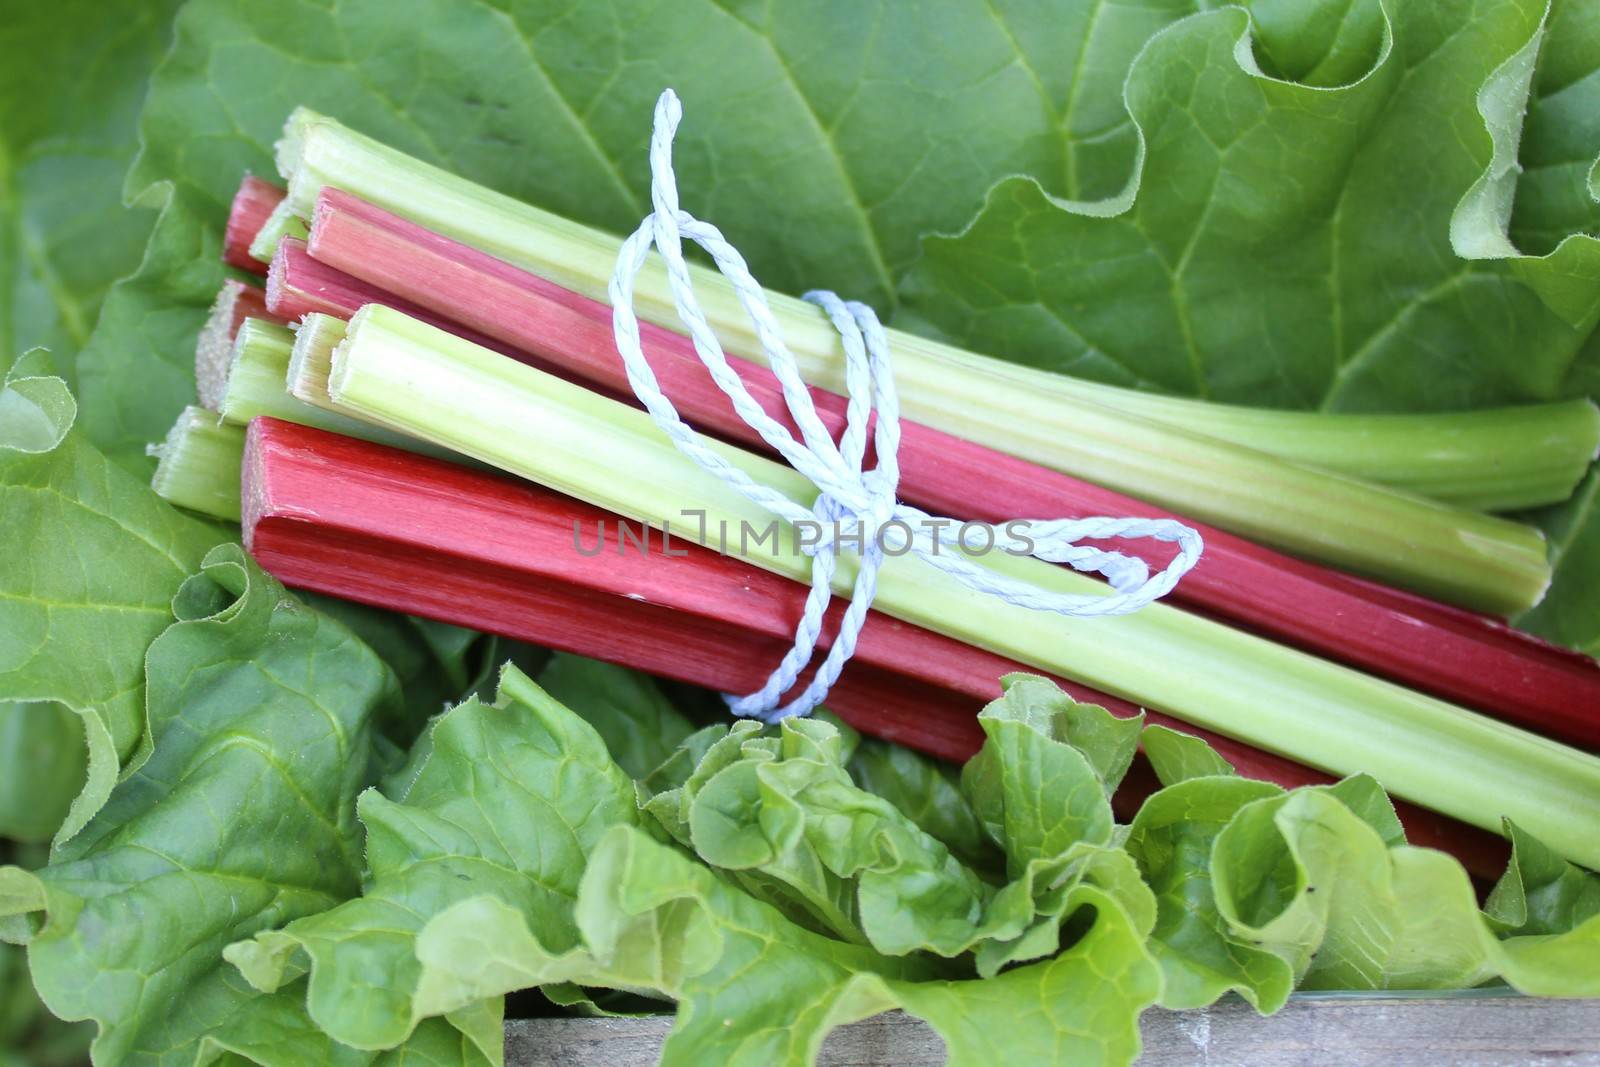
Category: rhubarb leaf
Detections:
[
  {"x1": 0, "y1": 0, "x2": 180, "y2": 377},
  {"x1": 300, "y1": 595, "x2": 513, "y2": 746},
  {"x1": 1510, "y1": 0, "x2": 1600, "y2": 256},
  {"x1": 900, "y1": 0, "x2": 1600, "y2": 412},
  {"x1": 1212, "y1": 786, "x2": 1600, "y2": 995},
  {"x1": 0, "y1": 844, "x2": 92, "y2": 1067},
  {"x1": 0, "y1": 545, "x2": 451, "y2": 1065},
  {"x1": 224, "y1": 664, "x2": 638, "y2": 1052},
  {"x1": 0, "y1": 703, "x2": 85, "y2": 844},
  {"x1": 0, "y1": 360, "x2": 220, "y2": 843}
]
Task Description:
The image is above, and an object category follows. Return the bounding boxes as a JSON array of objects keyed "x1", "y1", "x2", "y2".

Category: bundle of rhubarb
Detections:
[
  {"x1": 73, "y1": 93, "x2": 1596, "y2": 1044},
  {"x1": 152, "y1": 106, "x2": 1600, "y2": 857}
]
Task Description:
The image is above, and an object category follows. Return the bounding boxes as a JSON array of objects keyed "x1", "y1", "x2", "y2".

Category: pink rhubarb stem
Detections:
[{"x1": 224, "y1": 176, "x2": 285, "y2": 275}]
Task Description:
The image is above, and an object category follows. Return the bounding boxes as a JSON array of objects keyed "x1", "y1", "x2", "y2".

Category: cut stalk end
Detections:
[
  {"x1": 287, "y1": 312, "x2": 348, "y2": 411},
  {"x1": 149, "y1": 407, "x2": 245, "y2": 522},
  {"x1": 197, "y1": 282, "x2": 282, "y2": 409},
  {"x1": 248, "y1": 199, "x2": 308, "y2": 265}
]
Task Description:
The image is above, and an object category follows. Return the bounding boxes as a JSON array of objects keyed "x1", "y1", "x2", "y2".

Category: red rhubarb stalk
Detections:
[
  {"x1": 242, "y1": 416, "x2": 1509, "y2": 876},
  {"x1": 301, "y1": 188, "x2": 1600, "y2": 751},
  {"x1": 224, "y1": 176, "x2": 286, "y2": 275}
]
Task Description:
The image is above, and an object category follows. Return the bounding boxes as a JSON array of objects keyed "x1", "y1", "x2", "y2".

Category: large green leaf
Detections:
[
  {"x1": 0, "y1": 704, "x2": 84, "y2": 845},
  {"x1": 74, "y1": 0, "x2": 1236, "y2": 468},
  {"x1": 902, "y1": 0, "x2": 1600, "y2": 412},
  {"x1": 896, "y1": 0, "x2": 1600, "y2": 648},
  {"x1": 1510, "y1": 0, "x2": 1600, "y2": 254},
  {"x1": 0, "y1": 546, "x2": 492, "y2": 1066},
  {"x1": 0, "y1": 0, "x2": 181, "y2": 377},
  {"x1": 0, "y1": 844, "x2": 91, "y2": 1067},
  {"x1": 1516, "y1": 465, "x2": 1600, "y2": 654},
  {"x1": 0, "y1": 357, "x2": 220, "y2": 843}
]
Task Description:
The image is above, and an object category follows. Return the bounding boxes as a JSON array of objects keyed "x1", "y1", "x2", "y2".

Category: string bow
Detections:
[{"x1": 610, "y1": 89, "x2": 1202, "y2": 723}]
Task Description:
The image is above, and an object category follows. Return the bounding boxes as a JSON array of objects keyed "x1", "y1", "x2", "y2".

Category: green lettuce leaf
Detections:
[
  {"x1": 638, "y1": 679, "x2": 1154, "y2": 980},
  {"x1": 845, "y1": 734, "x2": 999, "y2": 877},
  {"x1": 1485, "y1": 819, "x2": 1600, "y2": 935},
  {"x1": 225, "y1": 664, "x2": 638, "y2": 1052},
  {"x1": 1213, "y1": 785, "x2": 1600, "y2": 995},
  {"x1": 537, "y1": 653, "x2": 699, "y2": 779},
  {"x1": 0, "y1": 0, "x2": 181, "y2": 376},
  {"x1": 0, "y1": 357, "x2": 220, "y2": 843},
  {"x1": 961, "y1": 675, "x2": 1141, "y2": 859},
  {"x1": 224, "y1": 676, "x2": 1166, "y2": 1066},
  {"x1": 1124, "y1": 771, "x2": 1290, "y2": 1010},
  {"x1": 420, "y1": 825, "x2": 1162, "y2": 1067},
  {"x1": 1140, "y1": 724, "x2": 1236, "y2": 785},
  {"x1": 0, "y1": 545, "x2": 491, "y2": 1066}
]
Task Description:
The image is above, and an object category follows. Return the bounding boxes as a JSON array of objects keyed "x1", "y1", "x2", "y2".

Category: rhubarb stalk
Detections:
[
  {"x1": 300, "y1": 190, "x2": 1600, "y2": 747},
  {"x1": 224, "y1": 176, "x2": 285, "y2": 275},
  {"x1": 323, "y1": 304, "x2": 1600, "y2": 868},
  {"x1": 267, "y1": 237, "x2": 528, "y2": 364}
]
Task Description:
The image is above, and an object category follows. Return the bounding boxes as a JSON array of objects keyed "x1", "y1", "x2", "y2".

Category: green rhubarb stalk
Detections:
[
  {"x1": 148, "y1": 407, "x2": 244, "y2": 521},
  {"x1": 274, "y1": 109, "x2": 1589, "y2": 521},
  {"x1": 246, "y1": 197, "x2": 308, "y2": 265},
  {"x1": 326, "y1": 305, "x2": 1600, "y2": 868},
  {"x1": 1036, "y1": 390, "x2": 1600, "y2": 513}
]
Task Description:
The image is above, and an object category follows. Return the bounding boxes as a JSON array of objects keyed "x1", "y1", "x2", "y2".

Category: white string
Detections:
[{"x1": 610, "y1": 89, "x2": 1202, "y2": 723}]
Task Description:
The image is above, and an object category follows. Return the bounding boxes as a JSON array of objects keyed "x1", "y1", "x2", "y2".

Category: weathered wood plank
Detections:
[{"x1": 504, "y1": 994, "x2": 1600, "y2": 1066}]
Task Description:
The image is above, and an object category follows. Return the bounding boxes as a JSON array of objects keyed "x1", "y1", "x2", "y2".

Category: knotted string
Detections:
[{"x1": 610, "y1": 89, "x2": 1202, "y2": 723}]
